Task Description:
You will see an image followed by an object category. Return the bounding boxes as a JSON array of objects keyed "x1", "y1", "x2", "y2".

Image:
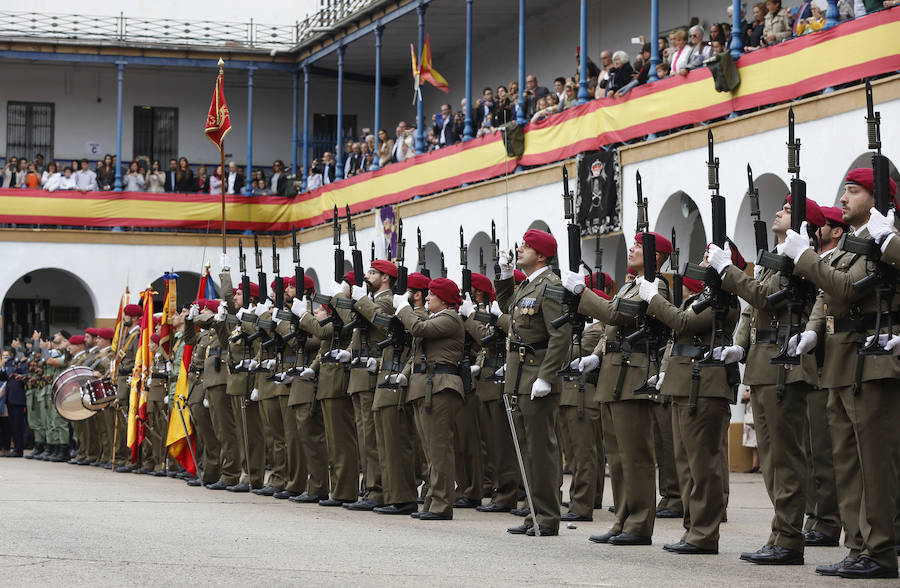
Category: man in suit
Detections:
[
  {"x1": 344, "y1": 144, "x2": 364, "y2": 177},
  {"x1": 1, "y1": 348, "x2": 28, "y2": 457},
  {"x1": 433, "y1": 104, "x2": 461, "y2": 148},
  {"x1": 226, "y1": 161, "x2": 245, "y2": 195},
  {"x1": 269, "y1": 160, "x2": 287, "y2": 196},
  {"x1": 562, "y1": 232, "x2": 672, "y2": 546},
  {"x1": 165, "y1": 158, "x2": 178, "y2": 193},
  {"x1": 523, "y1": 75, "x2": 550, "y2": 119},
  {"x1": 498, "y1": 229, "x2": 571, "y2": 536},
  {"x1": 318, "y1": 152, "x2": 337, "y2": 185},
  {"x1": 473, "y1": 88, "x2": 497, "y2": 131}
]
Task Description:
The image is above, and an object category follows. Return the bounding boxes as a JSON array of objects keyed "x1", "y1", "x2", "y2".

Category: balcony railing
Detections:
[{"x1": 0, "y1": 2, "x2": 379, "y2": 49}]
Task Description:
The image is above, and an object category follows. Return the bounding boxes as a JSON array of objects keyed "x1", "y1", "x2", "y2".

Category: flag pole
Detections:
[{"x1": 218, "y1": 57, "x2": 227, "y2": 254}]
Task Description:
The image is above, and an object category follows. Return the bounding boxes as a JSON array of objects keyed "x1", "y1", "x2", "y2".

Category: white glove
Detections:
[
  {"x1": 498, "y1": 249, "x2": 514, "y2": 279},
  {"x1": 236, "y1": 307, "x2": 248, "y2": 321},
  {"x1": 707, "y1": 243, "x2": 732, "y2": 275},
  {"x1": 787, "y1": 330, "x2": 817, "y2": 355},
  {"x1": 291, "y1": 296, "x2": 308, "y2": 318},
  {"x1": 393, "y1": 293, "x2": 410, "y2": 314},
  {"x1": 753, "y1": 264, "x2": 763, "y2": 280},
  {"x1": 272, "y1": 314, "x2": 282, "y2": 326},
  {"x1": 458, "y1": 294, "x2": 475, "y2": 318},
  {"x1": 654, "y1": 372, "x2": 665, "y2": 390},
  {"x1": 638, "y1": 277, "x2": 659, "y2": 303},
  {"x1": 470, "y1": 364, "x2": 481, "y2": 377},
  {"x1": 783, "y1": 222, "x2": 811, "y2": 263},
  {"x1": 351, "y1": 284, "x2": 367, "y2": 301},
  {"x1": 247, "y1": 359, "x2": 259, "y2": 371},
  {"x1": 202, "y1": 398, "x2": 210, "y2": 408},
  {"x1": 187, "y1": 304, "x2": 200, "y2": 321},
  {"x1": 299, "y1": 367, "x2": 316, "y2": 380},
  {"x1": 254, "y1": 300, "x2": 272, "y2": 317},
  {"x1": 219, "y1": 252, "x2": 230, "y2": 272},
  {"x1": 274, "y1": 372, "x2": 293, "y2": 385},
  {"x1": 328, "y1": 281, "x2": 344, "y2": 297},
  {"x1": 713, "y1": 345, "x2": 744, "y2": 364},
  {"x1": 365, "y1": 357, "x2": 378, "y2": 373},
  {"x1": 561, "y1": 269, "x2": 585, "y2": 294},
  {"x1": 490, "y1": 300, "x2": 503, "y2": 317},
  {"x1": 166, "y1": 361, "x2": 172, "y2": 373},
  {"x1": 885, "y1": 334, "x2": 900, "y2": 355},
  {"x1": 261, "y1": 358, "x2": 276, "y2": 370},
  {"x1": 868, "y1": 207, "x2": 895, "y2": 243},
  {"x1": 578, "y1": 354, "x2": 600, "y2": 373},
  {"x1": 163, "y1": 395, "x2": 169, "y2": 405},
  {"x1": 250, "y1": 388, "x2": 259, "y2": 401},
  {"x1": 495, "y1": 364, "x2": 506, "y2": 378},
  {"x1": 214, "y1": 304, "x2": 226, "y2": 322},
  {"x1": 329, "y1": 349, "x2": 351, "y2": 363},
  {"x1": 530, "y1": 377, "x2": 551, "y2": 400},
  {"x1": 386, "y1": 373, "x2": 408, "y2": 386}
]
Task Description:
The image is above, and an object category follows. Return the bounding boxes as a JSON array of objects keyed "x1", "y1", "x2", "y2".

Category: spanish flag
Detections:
[
  {"x1": 166, "y1": 343, "x2": 197, "y2": 475},
  {"x1": 126, "y1": 287, "x2": 154, "y2": 463},
  {"x1": 110, "y1": 287, "x2": 129, "y2": 380},
  {"x1": 158, "y1": 273, "x2": 177, "y2": 360},
  {"x1": 204, "y1": 66, "x2": 231, "y2": 151},
  {"x1": 419, "y1": 34, "x2": 449, "y2": 94}
]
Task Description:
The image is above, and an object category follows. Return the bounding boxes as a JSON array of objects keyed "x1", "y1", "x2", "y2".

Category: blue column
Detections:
[
  {"x1": 373, "y1": 25, "x2": 384, "y2": 169},
  {"x1": 577, "y1": 0, "x2": 589, "y2": 103},
  {"x1": 292, "y1": 69, "x2": 299, "y2": 178},
  {"x1": 114, "y1": 61, "x2": 125, "y2": 191},
  {"x1": 336, "y1": 43, "x2": 345, "y2": 180},
  {"x1": 729, "y1": 0, "x2": 744, "y2": 60},
  {"x1": 302, "y1": 65, "x2": 310, "y2": 190},
  {"x1": 824, "y1": 0, "x2": 840, "y2": 29},
  {"x1": 414, "y1": 1, "x2": 427, "y2": 154},
  {"x1": 244, "y1": 65, "x2": 255, "y2": 195},
  {"x1": 515, "y1": 0, "x2": 527, "y2": 125},
  {"x1": 462, "y1": 0, "x2": 475, "y2": 140},
  {"x1": 649, "y1": 0, "x2": 660, "y2": 81}
]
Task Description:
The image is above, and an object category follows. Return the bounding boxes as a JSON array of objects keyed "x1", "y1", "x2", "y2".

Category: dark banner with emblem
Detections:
[{"x1": 575, "y1": 150, "x2": 618, "y2": 236}]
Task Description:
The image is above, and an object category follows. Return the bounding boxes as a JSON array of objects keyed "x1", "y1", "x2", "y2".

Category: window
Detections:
[
  {"x1": 6, "y1": 102, "x2": 55, "y2": 163},
  {"x1": 133, "y1": 106, "x2": 178, "y2": 166}
]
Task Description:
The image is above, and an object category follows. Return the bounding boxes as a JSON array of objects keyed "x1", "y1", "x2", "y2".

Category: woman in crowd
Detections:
[
  {"x1": 796, "y1": 1, "x2": 826, "y2": 35},
  {"x1": 495, "y1": 85, "x2": 513, "y2": 125},
  {"x1": 763, "y1": 0, "x2": 791, "y2": 45},
  {"x1": 123, "y1": 161, "x2": 146, "y2": 192},
  {"x1": 559, "y1": 82, "x2": 578, "y2": 110},
  {"x1": 40, "y1": 162, "x2": 60, "y2": 191},
  {"x1": 745, "y1": 3, "x2": 767, "y2": 50},
  {"x1": 376, "y1": 129, "x2": 393, "y2": 168},
  {"x1": 14, "y1": 159, "x2": 28, "y2": 187},
  {"x1": 97, "y1": 154, "x2": 115, "y2": 190},
  {"x1": 174, "y1": 157, "x2": 194, "y2": 193},
  {"x1": 196, "y1": 165, "x2": 209, "y2": 193},
  {"x1": 598, "y1": 51, "x2": 634, "y2": 97},
  {"x1": 146, "y1": 160, "x2": 165, "y2": 193},
  {"x1": 209, "y1": 165, "x2": 223, "y2": 195},
  {"x1": 24, "y1": 162, "x2": 41, "y2": 189},
  {"x1": 57, "y1": 167, "x2": 76, "y2": 191}
]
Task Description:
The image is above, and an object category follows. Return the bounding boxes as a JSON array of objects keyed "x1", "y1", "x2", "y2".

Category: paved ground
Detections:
[{"x1": 0, "y1": 459, "x2": 893, "y2": 587}]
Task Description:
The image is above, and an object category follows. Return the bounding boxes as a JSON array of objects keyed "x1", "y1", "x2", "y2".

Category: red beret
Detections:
[
  {"x1": 522, "y1": 229, "x2": 557, "y2": 258},
  {"x1": 786, "y1": 194, "x2": 826, "y2": 228},
  {"x1": 150, "y1": 333, "x2": 161, "y2": 344},
  {"x1": 592, "y1": 288, "x2": 611, "y2": 300},
  {"x1": 845, "y1": 167, "x2": 898, "y2": 198},
  {"x1": 282, "y1": 276, "x2": 296, "y2": 288},
  {"x1": 513, "y1": 270, "x2": 527, "y2": 283},
  {"x1": 269, "y1": 277, "x2": 289, "y2": 290},
  {"x1": 303, "y1": 275, "x2": 315, "y2": 291},
  {"x1": 370, "y1": 259, "x2": 398, "y2": 278},
  {"x1": 153, "y1": 314, "x2": 162, "y2": 326},
  {"x1": 96, "y1": 327, "x2": 115, "y2": 341},
  {"x1": 68, "y1": 335, "x2": 85, "y2": 345},
  {"x1": 194, "y1": 298, "x2": 208, "y2": 308},
  {"x1": 682, "y1": 276, "x2": 705, "y2": 294},
  {"x1": 428, "y1": 277, "x2": 462, "y2": 306},
  {"x1": 634, "y1": 232, "x2": 673, "y2": 255},
  {"x1": 407, "y1": 272, "x2": 431, "y2": 290},
  {"x1": 85, "y1": 327, "x2": 99, "y2": 336},
  {"x1": 470, "y1": 272, "x2": 495, "y2": 301},
  {"x1": 820, "y1": 206, "x2": 847, "y2": 227},
  {"x1": 123, "y1": 304, "x2": 143, "y2": 317},
  {"x1": 204, "y1": 299, "x2": 221, "y2": 313},
  {"x1": 627, "y1": 267, "x2": 637, "y2": 276},
  {"x1": 232, "y1": 282, "x2": 260, "y2": 298},
  {"x1": 343, "y1": 271, "x2": 355, "y2": 285}
]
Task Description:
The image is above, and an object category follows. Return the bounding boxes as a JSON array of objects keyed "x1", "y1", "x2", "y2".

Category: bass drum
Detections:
[{"x1": 51, "y1": 366, "x2": 97, "y2": 421}]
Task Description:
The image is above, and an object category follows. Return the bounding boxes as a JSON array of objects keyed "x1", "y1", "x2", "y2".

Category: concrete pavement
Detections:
[{"x1": 0, "y1": 459, "x2": 892, "y2": 586}]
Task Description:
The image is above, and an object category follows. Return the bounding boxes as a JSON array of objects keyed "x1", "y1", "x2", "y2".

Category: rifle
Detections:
[
  {"x1": 262, "y1": 237, "x2": 285, "y2": 359},
  {"x1": 479, "y1": 248, "x2": 486, "y2": 275},
  {"x1": 842, "y1": 79, "x2": 898, "y2": 355},
  {"x1": 670, "y1": 228, "x2": 683, "y2": 308},
  {"x1": 440, "y1": 252, "x2": 448, "y2": 278},
  {"x1": 459, "y1": 226, "x2": 474, "y2": 394},
  {"x1": 343, "y1": 205, "x2": 368, "y2": 355},
  {"x1": 229, "y1": 239, "x2": 253, "y2": 345},
  {"x1": 281, "y1": 225, "x2": 307, "y2": 373},
  {"x1": 320, "y1": 206, "x2": 346, "y2": 361},
  {"x1": 245, "y1": 235, "x2": 270, "y2": 346},
  {"x1": 491, "y1": 221, "x2": 500, "y2": 278},
  {"x1": 417, "y1": 227, "x2": 430, "y2": 277},
  {"x1": 747, "y1": 164, "x2": 768, "y2": 258},
  {"x1": 377, "y1": 221, "x2": 410, "y2": 396}
]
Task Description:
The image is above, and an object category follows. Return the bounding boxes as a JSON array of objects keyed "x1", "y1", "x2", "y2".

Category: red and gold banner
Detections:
[{"x1": 1, "y1": 10, "x2": 898, "y2": 231}]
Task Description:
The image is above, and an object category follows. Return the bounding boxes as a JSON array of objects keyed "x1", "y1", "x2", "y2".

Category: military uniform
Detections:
[
  {"x1": 183, "y1": 317, "x2": 221, "y2": 485},
  {"x1": 67, "y1": 348, "x2": 93, "y2": 464},
  {"x1": 250, "y1": 308, "x2": 287, "y2": 494},
  {"x1": 90, "y1": 345, "x2": 114, "y2": 466},
  {"x1": 496, "y1": 267, "x2": 570, "y2": 534},
  {"x1": 721, "y1": 260, "x2": 818, "y2": 556},
  {"x1": 793, "y1": 230, "x2": 900, "y2": 571},
  {"x1": 578, "y1": 277, "x2": 671, "y2": 541},
  {"x1": 201, "y1": 306, "x2": 242, "y2": 487},
  {"x1": 453, "y1": 320, "x2": 484, "y2": 508},
  {"x1": 647, "y1": 288, "x2": 740, "y2": 550},
  {"x1": 144, "y1": 350, "x2": 170, "y2": 473},
  {"x1": 397, "y1": 303, "x2": 465, "y2": 518},
  {"x1": 115, "y1": 325, "x2": 141, "y2": 465}
]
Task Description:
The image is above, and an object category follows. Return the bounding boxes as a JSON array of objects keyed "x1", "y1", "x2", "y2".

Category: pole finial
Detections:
[{"x1": 217, "y1": 57, "x2": 225, "y2": 70}]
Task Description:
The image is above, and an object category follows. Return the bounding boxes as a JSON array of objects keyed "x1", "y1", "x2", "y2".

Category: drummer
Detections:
[
  {"x1": 93, "y1": 328, "x2": 116, "y2": 467},
  {"x1": 65, "y1": 335, "x2": 92, "y2": 465}
]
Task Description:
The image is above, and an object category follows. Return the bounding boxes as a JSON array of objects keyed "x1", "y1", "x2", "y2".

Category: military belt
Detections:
[
  {"x1": 603, "y1": 341, "x2": 622, "y2": 353},
  {"x1": 413, "y1": 362, "x2": 459, "y2": 375},
  {"x1": 752, "y1": 329, "x2": 779, "y2": 344},
  {"x1": 189, "y1": 365, "x2": 204, "y2": 375},
  {"x1": 831, "y1": 311, "x2": 900, "y2": 334},
  {"x1": 670, "y1": 343, "x2": 707, "y2": 358},
  {"x1": 506, "y1": 339, "x2": 548, "y2": 354},
  {"x1": 207, "y1": 348, "x2": 226, "y2": 358},
  {"x1": 382, "y1": 360, "x2": 403, "y2": 373},
  {"x1": 483, "y1": 357, "x2": 502, "y2": 368},
  {"x1": 282, "y1": 355, "x2": 298, "y2": 364}
]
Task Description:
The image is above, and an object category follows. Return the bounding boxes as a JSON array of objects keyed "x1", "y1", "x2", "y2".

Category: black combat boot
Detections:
[{"x1": 24, "y1": 442, "x2": 44, "y2": 459}]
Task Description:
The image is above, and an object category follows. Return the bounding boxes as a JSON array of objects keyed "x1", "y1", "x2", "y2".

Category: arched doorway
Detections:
[
  {"x1": 834, "y1": 153, "x2": 900, "y2": 205},
  {"x1": 467, "y1": 231, "x2": 493, "y2": 275},
  {"x1": 733, "y1": 173, "x2": 790, "y2": 258},
  {"x1": 150, "y1": 271, "x2": 216, "y2": 312},
  {"x1": 304, "y1": 268, "x2": 320, "y2": 294},
  {"x1": 422, "y1": 242, "x2": 443, "y2": 277},
  {"x1": 2, "y1": 268, "x2": 96, "y2": 345},
  {"x1": 654, "y1": 191, "x2": 708, "y2": 267},
  {"x1": 580, "y1": 232, "x2": 627, "y2": 291}
]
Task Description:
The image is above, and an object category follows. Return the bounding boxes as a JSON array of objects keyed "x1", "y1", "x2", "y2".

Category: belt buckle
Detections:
[
  {"x1": 750, "y1": 327, "x2": 757, "y2": 344},
  {"x1": 825, "y1": 316, "x2": 835, "y2": 335},
  {"x1": 518, "y1": 345, "x2": 526, "y2": 363}
]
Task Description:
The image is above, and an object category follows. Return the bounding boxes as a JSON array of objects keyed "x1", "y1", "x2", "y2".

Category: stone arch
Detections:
[
  {"x1": 833, "y1": 153, "x2": 900, "y2": 205},
  {"x1": 2, "y1": 268, "x2": 97, "y2": 344},
  {"x1": 468, "y1": 231, "x2": 493, "y2": 274},
  {"x1": 527, "y1": 220, "x2": 551, "y2": 234},
  {"x1": 580, "y1": 232, "x2": 627, "y2": 291},
  {"x1": 304, "y1": 268, "x2": 320, "y2": 294},
  {"x1": 150, "y1": 271, "x2": 212, "y2": 312},
  {"x1": 423, "y1": 241, "x2": 443, "y2": 277},
  {"x1": 654, "y1": 191, "x2": 707, "y2": 267},
  {"x1": 733, "y1": 173, "x2": 790, "y2": 257}
]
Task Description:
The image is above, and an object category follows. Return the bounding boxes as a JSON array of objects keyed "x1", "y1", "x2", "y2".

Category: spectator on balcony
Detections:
[
  {"x1": 57, "y1": 167, "x2": 76, "y2": 191},
  {"x1": 364, "y1": 151, "x2": 376, "y2": 172},
  {"x1": 164, "y1": 158, "x2": 178, "y2": 192},
  {"x1": 364, "y1": 133, "x2": 375, "y2": 154},
  {"x1": 508, "y1": 81, "x2": 524, "y2": 122},
  {"x1": 74, "y1": 159, "x2": 98, "y2": 193},
  {"x1": 763, "y1": 0, "x2": 792, "y2": 45},
  {"x1": 96, "y1": 154, "x2": 115, "y2": 191},
  {"x1": 223, "y1": 161, "x2": 243, "y2": 195},
  {"x1": 557, "y1": 81, "x2": 576, "y2": 108},
  {"x1": 727, "y1": 3, "x2": 752, "y2": 46},
  {"x1": 146, "y1": 160, "x2": 165, "y2": 193},
  {"x1": 11, "y1": 159, "x2": 25, "y2": 188},
  {"x1": 709, "y1": 22, "x2": 726, "y2": 47},
  {"x1": 494, "y1": 85, "x2": 514, "y2": 126},
  {"x1": 22, "y1": 162, "x2": 40, "y2": 189},
  {"x1": 553, "y1": 77, "x2": 567, "y2": 103},
  {"x1": 615, "y1": 43, "x2": 652, "y2": 98},
  {"x1": 319, "y1": 152, "x2": 336, "y2": 185},
  {"x1": 710, "y1": 39, "x2": 727, "y2": 55},
  {"x1": 306, "y1": 158, "x2": 323, "y2": 190},
  {"x1": 433, "y1": 103, "x2": 461, "y2": 148},
  {"x1": 251, "y1": 178, "x2": 268, "y2": 196},
  {"x1": 656, "y1": 62, "x2": 671, "y2": 78},
  {"x1": 692, "y1": 25, "x2": 713, "y2": 61},
  {"x1": 522, "y1": 75, "x2": 550, "y2": 119},
  {"x1": 671, "y1": 29, "x2": 703, "y2": 76},
  {"x1": 2, "y1": 156, "x2": 18, "y2": 188},
  {"x1": 345, "y1": 143, "x2": 364, "y2": 177},
  {"x1": 746, "y1": 2, "x2": 767, "y2": 50},
  {"x1": 175, "y1": 157, "x2": 195, "y2": 193},
  {"x1": 376, "y1": 129, "x2": 393, "y2": 168},
  {"x1": 40, "y1": 162, "x2": 59, "y2": 190},
  {"x1": 123, "y1": 161, "x2": 146, "y2": 192},
  {"x1": 473, "y1": 88, "x2": 496, "y2": 131},
  {"x1": 195, "y1": 165, "x2": 209, "y2": 193},
  {"x1": 658, "y1": 36, "x2": 670, "y2": 62},
  {"x1": 269, "y1": 160, "x2": 287, "y2": 194},
  {"x1": 598, "y1": 51, "x2": 635, "y2": 97},
  {"x1": 209, "y1": 165, "x2": 223, "y2": 195},
  {"x1": 796, "y1": 1, "x2": 826, "y2": 35},
  {"x1": 33, "y1": 153, "x2": 45, "y2": 174},
  {"x1": 390, "y1": 122, "x2": 413, "y2": 163}
]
